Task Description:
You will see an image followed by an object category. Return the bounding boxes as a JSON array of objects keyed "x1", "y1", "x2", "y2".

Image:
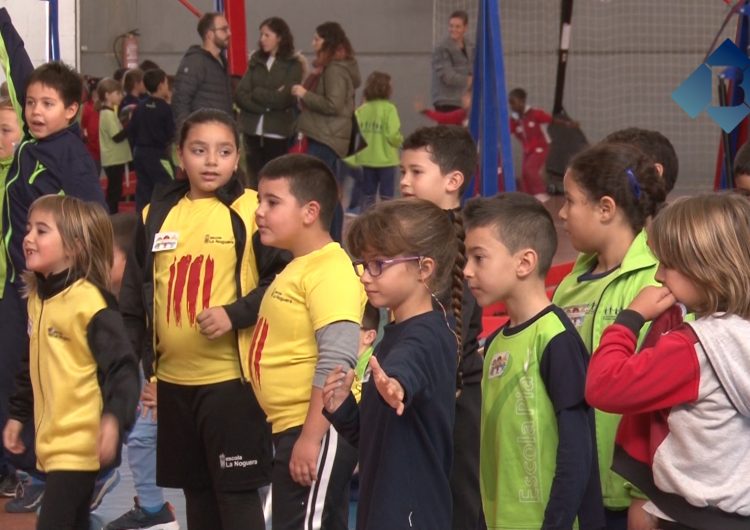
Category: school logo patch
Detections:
[
  {"x1": 153, "y1": 232, "x2": 179, "y2": 252},
  {"x1": 488, "y1": 351, "x2": 510, "y2": 379},
  {"x1": 561, "y1": 302, "x2": 593, "y2": 330}
]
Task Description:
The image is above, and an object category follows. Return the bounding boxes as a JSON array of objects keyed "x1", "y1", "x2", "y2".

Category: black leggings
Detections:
[
  {"x1": 37, "y1": 470, "x2": 97, "y2": 530},
  {"x1": 103, "y1": 163, "x2": 127, "y2": 214},
  {"x1": 184, "y1": 487, "x2": 264, "y2": 530},
  {"x1": 243, "y1": 134, "x2": 290, "y2": 190}
]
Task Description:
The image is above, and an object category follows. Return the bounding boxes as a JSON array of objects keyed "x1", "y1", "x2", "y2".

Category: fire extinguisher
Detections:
[{"x1": 121, "y1": 31, "x2": 139, "y2": 69}]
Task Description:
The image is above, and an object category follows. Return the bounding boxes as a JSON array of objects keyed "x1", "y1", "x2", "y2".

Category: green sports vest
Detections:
[
  {"x1": 552, "y1": 230, "x2": 659, "y2": 510},
  {"x1": 481, "y1": 310, "x2": 569, "y2": 529}
]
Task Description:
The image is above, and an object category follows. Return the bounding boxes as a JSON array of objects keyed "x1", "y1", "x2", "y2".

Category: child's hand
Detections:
[
  {"x1": 140, "y1": 381, "x2": 157, "y2": 421},
  {"x1": 323, "y1": 366, "x2": 355, "y2": 414},
  {"x1": 627, "y1": 499, "x2": 659, "y2": 530},
  {"x1": 3, "y1": 419, "x2": 25, "y2": 454},
  {"x1": 289, "y1": 433, "x2": 321, "y2": 487},
  {"x1": 628, "y1": 286, "x2": 676, "y2": 322},
  {"x1": 197, "y1": 307, "x2": 232, "y2": 339},
  {"x1": 369, "y1": 356, "x2": 405, "y2": 415},
  {"x1": 413, "y1": 98, "x2": 426, "y2": 113},
  {"x1": 98, "y1": 414, "x2": 120, "y2": 466}
]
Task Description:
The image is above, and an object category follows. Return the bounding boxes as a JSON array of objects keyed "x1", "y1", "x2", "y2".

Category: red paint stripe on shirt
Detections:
[
  {"x1": 202, "y1": 256, "x2": 214, "y2": 310},
  {"x1": 251, "y1": 318, "x2": 269, "y2": 388},
  {"x1": 173, "y1": 255, "x2": 192, "y2": 326},
  {"x1": 186, "y1": 255, "x2": 204, "y2": 325},
  {"x1": 166, "y1": 257, "x2": 176, "y2": 324}
]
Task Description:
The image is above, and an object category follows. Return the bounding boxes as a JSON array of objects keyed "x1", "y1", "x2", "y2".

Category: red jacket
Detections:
[
  {"x1": 587, "y1": 310, "x2": 750, "y2": 529},
  {"x1": 81, "y1": 100, "x2": 100, "y2": 162},
  {"x1": 510, "y1": 106, "x2": 552, "y2": 154}
]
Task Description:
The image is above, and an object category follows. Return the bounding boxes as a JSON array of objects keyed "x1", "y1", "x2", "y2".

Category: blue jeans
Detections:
[
  {"x1": 361, "y1": 166, "x2": 396, "y2": 210},
  {"x1": 306, "y1": 139, "x2": 344, "y2": 242},
  {"x1": 127, "y1": 393, "x2": 164, "y2": 508}
]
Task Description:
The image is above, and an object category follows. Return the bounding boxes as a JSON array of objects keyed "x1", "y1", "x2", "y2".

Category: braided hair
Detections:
[{"x1": 450, "y1": 208, "x2": 465, "y2": 394}]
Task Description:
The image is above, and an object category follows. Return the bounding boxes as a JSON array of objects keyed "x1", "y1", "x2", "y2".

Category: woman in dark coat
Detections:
[{"x1": 235, "y1": 17, "x2": 303, "y2": 188}]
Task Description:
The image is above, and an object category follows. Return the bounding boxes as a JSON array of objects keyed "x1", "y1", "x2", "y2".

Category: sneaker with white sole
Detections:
[
  {"x1": 0, "y1": 472, "x2": 19, "y2": 497},
  {"x1": 4, "y1": 474, "x2": 44, "y2": 513},
  {"x1": 104, "y1": 497, "x2": 180, "y2": 530}
]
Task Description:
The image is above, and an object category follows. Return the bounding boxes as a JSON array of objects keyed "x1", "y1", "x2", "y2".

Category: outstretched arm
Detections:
[
  {"x1": 0, "y1": 7, "x2": 34, "y2": 127},
  {"x1": 369, "y1": 356, "x2": 406, "y2": 415}
]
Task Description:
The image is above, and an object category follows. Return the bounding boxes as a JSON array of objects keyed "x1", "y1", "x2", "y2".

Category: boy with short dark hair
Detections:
[
  {"x1": 0, "y1": 8, "x2": 105, "y2": 511},
  {"x1": 0, "y1": 8, "x2": 105, "y2": 290},
  {"x1": 463, "y1": 192, "x2": 604, "y2": 530},
  {"x1": 252, "y1": 153, "x2": 364, "y2": 530},
  {"x1": 128, "y1": 68, "x2": 175, "y2": 211}
]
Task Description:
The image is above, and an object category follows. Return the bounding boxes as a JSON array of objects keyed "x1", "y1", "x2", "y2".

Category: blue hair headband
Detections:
[{"x1": 625, "y1": 169, "x2": 641, "y2": 200}]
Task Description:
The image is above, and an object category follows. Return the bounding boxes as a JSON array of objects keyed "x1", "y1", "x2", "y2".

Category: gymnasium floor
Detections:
[{"x1": 0, "y1": 196, "x2": 577, "y2": 530}]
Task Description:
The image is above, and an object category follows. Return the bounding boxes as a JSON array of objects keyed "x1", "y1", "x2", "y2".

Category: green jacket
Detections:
[
  {"x1": 297, "y1": 58, "x2": 361, "y2": 158},
  {"x1": 99, "y1": 108, "x2": 132, "y2": 166},
  {"x1": 553, "y1": 230, "x2": 659, "y2": 510},
  {"x1": 235, "y1": 52, "x2": 304, "y2": 139},
  {"x1": 344, "y1": 99, "x2": 402, "y2": 167}
]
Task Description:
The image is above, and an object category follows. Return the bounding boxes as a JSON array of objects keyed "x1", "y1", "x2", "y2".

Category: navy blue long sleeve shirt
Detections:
[{"x1": 325, "y1": 310, "x2": 457, "y2": 530}]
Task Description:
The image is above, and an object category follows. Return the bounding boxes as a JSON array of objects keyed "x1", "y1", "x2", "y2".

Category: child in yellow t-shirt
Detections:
[{"x1": 251, "y1": 153, "x2": 364, "y2": 529}]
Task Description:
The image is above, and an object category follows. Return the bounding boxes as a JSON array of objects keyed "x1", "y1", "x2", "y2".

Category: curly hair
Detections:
[{"x1": 363, "y1": 71, "x2": 392, "y2": 101}]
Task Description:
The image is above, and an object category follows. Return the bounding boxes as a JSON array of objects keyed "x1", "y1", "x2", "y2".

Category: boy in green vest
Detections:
[{"x1": 463, "y1": 192, "x2": 604, "y2": 530}]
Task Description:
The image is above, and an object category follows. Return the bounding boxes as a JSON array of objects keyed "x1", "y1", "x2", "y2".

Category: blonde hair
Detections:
[
  {"x1": 650, "y1": 193, "x2": 750, "y2": 318},
  {"x1": 23, "y1": 195, "x2": 114, "y2": 295}
]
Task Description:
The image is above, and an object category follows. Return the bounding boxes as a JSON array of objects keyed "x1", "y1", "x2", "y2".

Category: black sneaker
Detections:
[
  {"x1": 104, "y1": 497, "x2": 180, "y2": 530},
  {"x1": 5, "y1": 473, "x2": 44, "y2": 513},
  {"x1": 0, "y1": 472, "x2": 19, "y2": 497}
]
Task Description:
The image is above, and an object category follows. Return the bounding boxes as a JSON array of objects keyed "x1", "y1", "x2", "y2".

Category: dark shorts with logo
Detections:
[{"x1": 156, "y1": 378, "x2": 272, "y2": 491}]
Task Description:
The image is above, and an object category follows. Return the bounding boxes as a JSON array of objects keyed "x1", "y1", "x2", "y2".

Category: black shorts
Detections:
[{"x1": 156, "y1": 378, "x2": 272, "y2": 491}]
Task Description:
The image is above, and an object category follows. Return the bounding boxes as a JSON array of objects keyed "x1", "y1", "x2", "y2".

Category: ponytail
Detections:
[{"x1": 450, "y1": 208, "x2": 465, "y2": 394}]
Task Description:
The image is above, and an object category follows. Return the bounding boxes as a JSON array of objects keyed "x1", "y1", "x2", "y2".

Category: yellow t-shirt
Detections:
[
  {"x1": 153, "y1": 195, "x2": 241, "y2": 384},
  {"x1": 246, "y1": 242, "x2": 364, "y2": 433}
]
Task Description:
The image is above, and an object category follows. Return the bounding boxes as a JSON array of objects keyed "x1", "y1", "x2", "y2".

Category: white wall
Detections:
[{"x1": 1, "y1": 0, "x2": 79, "y2": 73}]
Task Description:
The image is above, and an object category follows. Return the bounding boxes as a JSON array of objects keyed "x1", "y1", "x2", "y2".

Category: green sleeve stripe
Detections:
[{"x1": 0, "y1": 33, "x2": 23, "y2": 124}]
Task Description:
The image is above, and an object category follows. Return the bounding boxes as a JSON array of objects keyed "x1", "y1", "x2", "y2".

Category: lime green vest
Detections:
[
  {"x1": 481, "y1": 310, "x2": 567, "y2": 529},
  {"x1": 552, "y1": 230, "x2": 658, "y2": 510}
]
